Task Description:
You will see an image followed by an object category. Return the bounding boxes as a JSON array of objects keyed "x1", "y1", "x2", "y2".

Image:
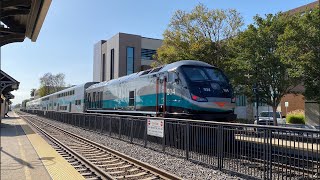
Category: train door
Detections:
[
  {"x1": 157, "y1": 74, "x2": 167, "y2": 117},
  {"x1": 167, "y1": 71, "x2": 182, "y2": 113}
]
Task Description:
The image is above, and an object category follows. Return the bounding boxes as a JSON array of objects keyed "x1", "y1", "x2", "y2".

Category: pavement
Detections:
[
  {"x1": 1, "y1": 111, "x2": 84, "y2": 180},
  {"x1": 1, "y1": 112, "x2": 51, "y2": 180}
]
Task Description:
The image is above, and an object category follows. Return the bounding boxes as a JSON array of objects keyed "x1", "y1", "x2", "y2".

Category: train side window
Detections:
[
  {"x1": 88, "y1": 94, "x2": 92, "y2": 108},
  {"x1": 96, "y1": 92, "x2": 100, "y2": 108},
  {"x1": 100, "y1": 92, "x2": 103, "y2": 108},
  {"x1": 93, "y1": 92, "x2": 96, "y2": 108},
  {"x1": 168, "y1": 71, "x2": 178, "y2": 83},
  {"x1": 129, "y1": 91, "x2": 134, "y2": 106}
]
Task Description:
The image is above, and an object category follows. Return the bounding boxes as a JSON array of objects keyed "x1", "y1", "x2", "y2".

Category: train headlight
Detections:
[
  {"x1": 191, "y1": 94, "x2": 208, "y2": 102},
  {"x1": 231, "y1": 97, "x2": 236, "y2": 103}
]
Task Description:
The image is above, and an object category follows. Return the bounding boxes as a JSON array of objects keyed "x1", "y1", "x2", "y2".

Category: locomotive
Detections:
[{"x1": 26, "y1": 60, "x2": 236, "y2": 121}]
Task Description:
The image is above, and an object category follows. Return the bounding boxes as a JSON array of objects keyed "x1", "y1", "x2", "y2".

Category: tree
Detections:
[
  {"x1": 30, "y1": 88, "x2": 36, "y2": 97},
  {"x1": 38, "y1": 73, "x2": 66, "y2": 97},
  {"x1": 278, "y1": 7, "x2": 320, "y2": 103},
  {"x1": 156, "y1": 4, "x2": 243, "y2": 69},
  {"x1": 228, "y1": 13, "x2": 303, "y2": 125},
  {"x1": 13, "y1": 104, "x2": 21, "y2": 109}
]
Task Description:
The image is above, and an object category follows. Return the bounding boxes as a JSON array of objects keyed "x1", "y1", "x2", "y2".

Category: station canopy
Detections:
[
  {"x1": 0, "y1": 0, "x2": 52, "y2": 46},
  {"x1": 0, "y1": 70, "x2": 20, "y2": 99}
]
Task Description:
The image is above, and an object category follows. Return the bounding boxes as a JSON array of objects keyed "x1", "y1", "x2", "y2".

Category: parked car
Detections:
[{"x1": 254, "y1": 111, "x2": 286, "y2": 125}]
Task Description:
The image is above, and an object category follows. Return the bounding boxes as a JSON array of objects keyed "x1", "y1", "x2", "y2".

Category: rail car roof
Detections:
[
  {"x1": 86, "y1": 60, "x2": 214, "y2": 90},
  {"x1": 27, "y1": 82, "x2": 95, "y2": 103}
]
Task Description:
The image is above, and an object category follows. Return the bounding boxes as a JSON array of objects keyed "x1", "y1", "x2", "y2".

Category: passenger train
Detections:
[{"x1": 25, "y1": 60, "x2": 236, "y2": 121}]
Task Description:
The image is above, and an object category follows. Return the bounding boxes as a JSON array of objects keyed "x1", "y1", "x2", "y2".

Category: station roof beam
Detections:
[{"x1": 0, "y1": 0, "x2": 52, "y2": 46}]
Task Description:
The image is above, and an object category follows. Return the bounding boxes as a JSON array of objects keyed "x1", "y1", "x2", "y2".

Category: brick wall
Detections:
[{"x1": 280, "y1": 94, "x2": 305, "y2": 115}]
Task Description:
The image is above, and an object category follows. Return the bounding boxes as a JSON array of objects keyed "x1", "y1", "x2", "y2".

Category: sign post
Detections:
[{"x1": 285, "y1": 102, "x2": 289, "y2": 115}]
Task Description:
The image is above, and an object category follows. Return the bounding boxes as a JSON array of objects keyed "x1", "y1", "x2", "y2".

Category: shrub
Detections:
[{"x1": 286, "y1": 110, "x2": 305, "y2": 124}]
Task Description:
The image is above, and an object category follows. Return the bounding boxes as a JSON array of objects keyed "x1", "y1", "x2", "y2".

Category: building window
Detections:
[
  {"x1": 129, "y1": 91, "x2": 135, "y2": 106},
  {"x1": 111, "y1": 49, "x2": 114, "y2": 79},
  {"x1": 141, "y1": 49, "x2": 157, "y2": 60},
  {"x1": 236, "y1": 95, "x2": 247, "y2": 106},
  {"x1": 126, "y1": 47, "x2": 134, "y2": 75},
  {"x1": 102, "y1": 54, "x2": 106, "y2": 81}
]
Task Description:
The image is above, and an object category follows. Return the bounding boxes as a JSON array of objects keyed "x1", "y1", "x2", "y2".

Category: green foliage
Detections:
[
  {"x1": 286, "y1": 110, "x2": 305, "y2": 124},
  {"x1": 30, "y1": 88, "x2": 36, "y2": 97},
  {"x1": 155, "y1": 4, "x2": 244, "y2": 68},
  {"x1": 227, "y1": 13, "x2": 304, "y2": 125},
  {"x1": 38, "y1": 73, "x2": 66, "y2": 97},
  {"x1": 13, "y1": 104, "x2": 21, "y2": 109},
  {"x1": 277, "y1": 7, "x2": 320, "y2": 103}
]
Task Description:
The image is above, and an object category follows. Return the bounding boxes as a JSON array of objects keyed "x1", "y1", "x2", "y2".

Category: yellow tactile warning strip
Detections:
[{"x1": 17, "y1": 115, "x2": 85, "y2": 180}]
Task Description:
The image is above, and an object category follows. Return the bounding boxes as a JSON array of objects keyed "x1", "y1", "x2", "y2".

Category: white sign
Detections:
[
  {"x1": 285, "y1": 102, "x2": 289, "y2": 107},
  {"x1": 147, "y1": 119, "x2": 164, "y2": 138}
]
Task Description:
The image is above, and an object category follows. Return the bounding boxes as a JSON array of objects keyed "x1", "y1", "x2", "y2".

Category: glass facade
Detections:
[
  {"x1": 126, "y1": 47, "x2": 134, "y2": 75},
  {"x1": 110, "y1": 49, "x2": 114, "y2": 79},
  {"x1": 102, "y1": 54, "x2": 106, "y2": 81},
  {"x1": 141, "y1": 48, "x2": 157, "y2": 60}
]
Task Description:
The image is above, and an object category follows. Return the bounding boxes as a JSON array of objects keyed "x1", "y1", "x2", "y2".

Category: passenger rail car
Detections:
[
  {"x1": 26, "y1": 82, "x2": 96, "y2": 113},
  {"x1": 85, "y1": 60, "x2": 236, "y2": 121}
]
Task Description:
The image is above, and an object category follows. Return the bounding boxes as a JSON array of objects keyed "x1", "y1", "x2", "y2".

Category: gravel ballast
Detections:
[{"x1": 39, "y1": 118, "x2": 242, "y2": 180}]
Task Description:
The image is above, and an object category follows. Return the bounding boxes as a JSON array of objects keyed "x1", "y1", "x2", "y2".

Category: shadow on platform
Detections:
[
  {"x1": 0, "y1": 147, "x2": 34, "y2": 170},
  {"x1": 0, "y1": 147, "x2": 57, "y2": 170},
  {"x1": 0, "y1": 118, "x2": 35, "y2": 136}
]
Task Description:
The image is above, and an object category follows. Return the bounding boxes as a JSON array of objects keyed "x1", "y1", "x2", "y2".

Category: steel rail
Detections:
[
  {"x1": 21, "y1": 115, "x2": 113, "y2": 180},
  {"x1": 19, "y1": 112, "x2": 181, "y2": 180}
]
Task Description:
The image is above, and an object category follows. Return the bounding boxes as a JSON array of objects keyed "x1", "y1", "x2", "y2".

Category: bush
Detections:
[{"x1": 286, "y1": 110, "x2": 305, "y2": 124}]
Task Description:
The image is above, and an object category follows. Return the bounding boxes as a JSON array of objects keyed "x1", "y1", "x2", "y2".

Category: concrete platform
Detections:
[{"x1": 1, "y1": 111, "x2": 84, "y2": 180}]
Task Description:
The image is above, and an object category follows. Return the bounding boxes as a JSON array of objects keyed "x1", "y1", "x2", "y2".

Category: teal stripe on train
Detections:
[{"x1": 95, "y1": 94, "x2": 229, "y2": 112}]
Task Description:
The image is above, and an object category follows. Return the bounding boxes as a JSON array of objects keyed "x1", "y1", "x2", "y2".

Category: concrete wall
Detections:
[
  {"x1": 235, "y1": 104, "x2": 281, "y2": 120},
  {"x1": 141, "y1": 37, "x2": 162, "y2": 49},
  {"x1": 93, "y1": 40, "x2": 105, "y2": 82},
  {"x1": 118, "y1": 33, "x2": 141, "y2": 77},
  {"x1": 105, "y1": 34, "x2": 120, "y2": 79},
  {"x1": 94, "y1": 33, "x2": 163, "y2": 82},
  {"x1": 101, "y1": 41, "x2": 108, "y2": 81},
  {"x1": 305, "y1": 101, "x2": 320, "y2": 126},
  {"x1": 234, "y1": 107, "x2": 247, "y2": 119}
]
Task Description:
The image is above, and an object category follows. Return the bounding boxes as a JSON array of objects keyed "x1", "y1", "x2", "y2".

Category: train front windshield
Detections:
[
  {"x1": 181, "y1": 66, "x2": 232, "y2": 98},
  {"x1": 181, "y1": 66, "x2": 228, "y2": 83}
]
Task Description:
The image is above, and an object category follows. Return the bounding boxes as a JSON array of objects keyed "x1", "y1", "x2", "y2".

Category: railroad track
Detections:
[{"x1": 18, "y1": 111, "x2": 181, "y2": 180}]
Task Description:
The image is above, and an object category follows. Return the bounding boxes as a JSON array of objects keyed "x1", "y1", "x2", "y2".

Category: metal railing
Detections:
[{"x1": 22, "y1": 109, "x2": 320, "y2": 180}]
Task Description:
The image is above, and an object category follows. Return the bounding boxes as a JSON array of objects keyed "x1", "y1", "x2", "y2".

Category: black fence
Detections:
[{"x1": 23, "y1": 109, "x2": 320, "y2": 180}]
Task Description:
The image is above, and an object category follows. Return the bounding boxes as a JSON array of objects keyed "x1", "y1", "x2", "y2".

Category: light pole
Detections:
[
  {"x1": 245, "y1": 73, "x2": 259, "y2": 123},
  {"x1": 253, "y1": 83, "x2": 259, "y2": 124}
]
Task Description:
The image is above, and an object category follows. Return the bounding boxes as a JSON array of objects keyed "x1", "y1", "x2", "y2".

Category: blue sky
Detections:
[{"x1": 1, "y1": 0, "x2": 316, "y2": 105}]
